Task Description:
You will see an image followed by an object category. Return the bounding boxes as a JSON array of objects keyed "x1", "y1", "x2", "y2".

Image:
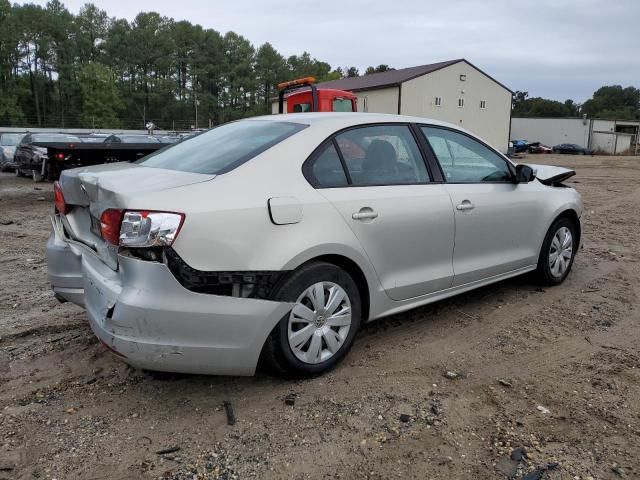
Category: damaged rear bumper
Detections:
[{"x1": 45, "y1": 218, "x2": 293, "y2": 376}]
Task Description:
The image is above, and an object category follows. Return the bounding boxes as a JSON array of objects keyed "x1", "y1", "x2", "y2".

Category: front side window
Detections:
[
  {"x1": 421, "y1": 127, "x2": 512, "y2": 183},
  {"x1": 139, "y1": 120, "x2": 306, "y2": 174},
  {"x1": 335, "y1": 125, "x2": 429, "y2": 186}
]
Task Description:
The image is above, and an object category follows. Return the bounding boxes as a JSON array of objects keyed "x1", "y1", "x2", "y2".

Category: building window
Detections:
[
  {"x1": 434, "y1": 97, "x2": 442, "y2": 107},
  {"x1": 480, "y1": 100, "x2": 487, "y2": 109},
  {"x1": 458, "y1": 98, "x2": 464, "y2": 108}
]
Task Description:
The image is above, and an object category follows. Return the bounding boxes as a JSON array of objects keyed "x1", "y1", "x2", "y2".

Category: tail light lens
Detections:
[
  {"x1": 100, "y1": 209, "x2": 124, "y2": 245},
  {"x1": 53, "y1": 181, "x2": 69, "y2": 214},
  {"x1": 100, "y1": 209, "x2": 184, "y2": 247}
]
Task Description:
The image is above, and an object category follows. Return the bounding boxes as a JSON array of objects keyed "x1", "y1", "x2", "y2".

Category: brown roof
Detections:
[{"x1": 316, "y1": 59, "x2": 512, "y2": 93}]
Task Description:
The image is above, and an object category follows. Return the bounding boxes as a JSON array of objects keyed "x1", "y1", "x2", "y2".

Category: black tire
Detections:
[
  {"x1": 261, "y1": 262, "x2": 362, "y2": 378},
  {"x1": 535, "y1": 216, "x2": 577, "y2": 285}
]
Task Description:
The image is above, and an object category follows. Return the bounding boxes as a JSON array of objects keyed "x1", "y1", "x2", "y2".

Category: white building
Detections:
[
  {"x1": 510, "y1": 117, "x2": 640, "y2": 154},
  {"x1": 273, "y1": 59, "x2": 513, "y2": 153}
]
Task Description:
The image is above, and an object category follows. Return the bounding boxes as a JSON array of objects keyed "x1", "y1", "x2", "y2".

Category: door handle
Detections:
[
  {"x1": 456, "y1": 200, "x2": 475, "y2": 211},
  {"x1": 352, "y1": 208, "x2": 378, "y2": 221}
]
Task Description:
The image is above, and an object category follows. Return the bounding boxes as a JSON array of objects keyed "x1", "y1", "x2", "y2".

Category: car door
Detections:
[
  {"x1": 420, "y1": 126, "x2": 547, "y2": 287},
  {"x1": 305, "y1": 124, "x2": 455, "y2": 301}
]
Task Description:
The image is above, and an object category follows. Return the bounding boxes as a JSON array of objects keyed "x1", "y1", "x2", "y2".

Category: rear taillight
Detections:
[
  {"x1": 53, "y1": 181, "x2": 69, "y2": 214},
  {"x1": 119, "y1": 211, "x2": 184, "y2": 247},
  {"x1": 99, "y1": 209, "x2": 184, "y2": 247},
  {"x1": 100, "y1": 209, "x2": 124, "y2": 245}
]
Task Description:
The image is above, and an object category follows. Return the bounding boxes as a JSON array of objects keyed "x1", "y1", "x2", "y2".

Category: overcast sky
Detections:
[{"x1": 28, "y1": 0, "x2": 640, "y2": 102}]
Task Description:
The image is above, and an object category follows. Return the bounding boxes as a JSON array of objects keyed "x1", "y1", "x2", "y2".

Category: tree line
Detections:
[
  {"x1": 512, "y1": 85, "x2": 640, "y2": 120},
  {"x1": 0, "y1": 1, "x2": 637, "y2": 130},
  {"x1": 0, "y1": 1, "x2": 393, "y2": 130}
]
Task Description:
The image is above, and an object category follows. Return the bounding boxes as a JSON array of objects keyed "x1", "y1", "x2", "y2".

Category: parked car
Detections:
[
  {"x1": 0, "y1": 133, "x2": 25, "y2": 171},
  {"x1": 528, "y1": 143, "x2": 553, "y2": 154},
  {"x1": 552, "y1": 143, "x2": 593, "y2": 155},
  {"x1": 511, "y1": 139, "x2": 530, "y2": 153},
  {"x1": 47, "y1": 114, "x2": 583, "y2": 377},
  {"x1": 15, "y1": 133, "x2": 82, "y2": 181}
]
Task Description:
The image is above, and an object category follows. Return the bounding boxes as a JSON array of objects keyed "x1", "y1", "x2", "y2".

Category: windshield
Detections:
[
  {"x1": 0, "y1": 134, "x2": 24, "y2": 146},
  {"x1": 138, "y1": 120, "x2": 307, "y2": 174}
]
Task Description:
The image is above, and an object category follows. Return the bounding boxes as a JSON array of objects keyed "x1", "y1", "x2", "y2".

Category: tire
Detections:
[
  {"x1": 262, "y1": 262, "x2": 362, "y2": 378},
  {"x1": 536, "y1": 217, "x2": 577, "y2": 285}
]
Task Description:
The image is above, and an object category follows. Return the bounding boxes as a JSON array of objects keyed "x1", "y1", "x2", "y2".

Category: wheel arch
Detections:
[
  {"x1": 280, "y1": 247, "x2": 375, "y2": 322},
  {"x1": 551, "y1": 208, "x2": 581, "y2": 246}
]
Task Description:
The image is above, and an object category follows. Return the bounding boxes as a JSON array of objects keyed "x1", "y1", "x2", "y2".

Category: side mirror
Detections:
[{"x1": 515, "y1": 164, "x2": 535, "y2": 183}]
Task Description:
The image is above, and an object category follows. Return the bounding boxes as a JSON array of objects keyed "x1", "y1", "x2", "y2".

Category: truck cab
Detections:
[{"x1": 277, "y1": 77, "x2": 357, "y2": 114}]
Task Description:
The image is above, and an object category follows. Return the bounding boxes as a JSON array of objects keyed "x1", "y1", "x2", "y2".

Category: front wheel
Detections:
[
  {"x1": 262, "y1": 262, "x2": 361, "y2": 377},
  {"x1": 536, "y1": 217, "x2": 577, "y2": 285}
]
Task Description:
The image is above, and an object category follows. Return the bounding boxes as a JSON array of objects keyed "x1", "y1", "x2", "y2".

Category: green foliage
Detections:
[
  {"x1": 77, "y1": 63, "x2": 122, "y2": 128},
  {"x1": 582, "y1": 85, "x2": 640, "y2": 120},
  {"x1": 513, "y1": 86, "x2": 639, "y2": 120},
  {"x1": 0, "y1": 2, "x2": 340, "y2": 128},
  {"x1": 364, "y1": 64, "x2": 393, "y2": 75}
]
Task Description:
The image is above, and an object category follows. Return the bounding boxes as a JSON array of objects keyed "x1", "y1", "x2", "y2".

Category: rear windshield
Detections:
[{"x1": 138, "y1": 120, "x2": 307, "y2": 174}]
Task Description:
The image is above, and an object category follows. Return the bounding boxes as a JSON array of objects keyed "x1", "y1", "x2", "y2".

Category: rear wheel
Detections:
[
  {"x1": 262, "y1": 262, "x2": 361, "y2": 377},
  {"x1": 536, "y1": 217, "x2": 577, "y2": 285}
]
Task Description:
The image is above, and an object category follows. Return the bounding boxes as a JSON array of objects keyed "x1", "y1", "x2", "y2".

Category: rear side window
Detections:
[
  {"x1": 336, "y1": 125, "x2": 429, "y2": 186},
  {"x1": 138, "y1": 120, "x2": 307, "y2": 174},
  {"x1": 309, "y1": 143, "x2": 348, "y2": 187}
]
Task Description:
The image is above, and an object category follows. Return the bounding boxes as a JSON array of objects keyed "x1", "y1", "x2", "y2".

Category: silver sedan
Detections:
[{"x1": 46, "y1": 113, "x2": 583, "y2": 376}]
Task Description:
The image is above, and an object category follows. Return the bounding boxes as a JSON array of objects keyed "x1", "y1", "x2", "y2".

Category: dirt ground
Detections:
[{"x1": 1, "y1": 154, "x2": 639, "y2": 480}]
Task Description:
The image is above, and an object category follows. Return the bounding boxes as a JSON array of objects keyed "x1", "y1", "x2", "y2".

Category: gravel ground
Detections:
[{"x1": 0, "y1": 154, "x2": 639, "y2": 480}]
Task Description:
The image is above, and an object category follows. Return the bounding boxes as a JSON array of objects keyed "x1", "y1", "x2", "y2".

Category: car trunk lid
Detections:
[{"x1": 58, "y1": 163, "x2": 215, "y2": 268}]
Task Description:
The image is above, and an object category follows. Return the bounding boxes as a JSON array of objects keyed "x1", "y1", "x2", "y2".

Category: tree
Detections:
[
  {"x1": 77, "y1": 63, "x2": 122, "y2": 127},
  {"x1": 582, "y1": 85, "x2": 640, "y2": 120},
  {"x1": 345, "y1": 66, "x2": 359, "y2": 78},
  {"x1": 75, "y1": 3, "x2": 109, "y2": 64},
  {"x1": 564, "y1": 99, "x2": 580, "y2": 117},
  {"x1": 513, "y1": 97, "x2": 571, "y2": 117},
  {"x1": 364, "y1": 64, "x2": 393, "y2": 75},
  {"x1": 255, "y1": 42, "x2": 287, "y2": 112}
]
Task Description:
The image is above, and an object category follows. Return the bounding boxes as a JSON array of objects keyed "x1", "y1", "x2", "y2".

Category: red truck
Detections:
[{"x1": 277, "y1": 77, "x2": 357, "y2": 113}]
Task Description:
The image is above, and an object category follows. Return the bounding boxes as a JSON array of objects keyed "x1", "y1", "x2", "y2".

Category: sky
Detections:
[{"x1": 27, "y1": 0, "x2": 640, "y2": 103}]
